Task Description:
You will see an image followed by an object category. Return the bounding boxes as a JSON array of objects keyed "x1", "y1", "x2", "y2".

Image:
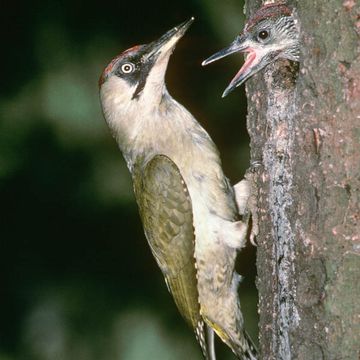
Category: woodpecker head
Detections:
[
  {"x1": 99, "y1": 18, "x2": 194, "y2": 109},
  {"x1": 99, "y1": 18, "x2": 194, "y2": 150},
  {"x1": 202, "y1": 3, "x2": 299, "y2": 97}
]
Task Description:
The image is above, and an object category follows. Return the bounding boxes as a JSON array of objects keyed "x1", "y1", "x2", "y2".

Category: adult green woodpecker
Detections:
[{"x1": 99, "y1": 19, "x2": 257, "y2": 360}]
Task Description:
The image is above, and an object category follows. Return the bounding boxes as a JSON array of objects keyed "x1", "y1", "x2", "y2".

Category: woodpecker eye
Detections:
[
  {"x1": 121, "y1": 63, "x2": 135, "y2": 74},
  {"x1": 258, "y1": 30, "x2": 269, "y2": 40}
]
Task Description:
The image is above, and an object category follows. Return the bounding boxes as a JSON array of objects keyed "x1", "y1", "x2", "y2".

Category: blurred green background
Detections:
[{"x1": 1, "y1": 0, "x2": 257, "y2": 359}]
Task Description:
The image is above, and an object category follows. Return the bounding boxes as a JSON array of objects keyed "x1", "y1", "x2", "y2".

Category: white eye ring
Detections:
[{"x1": 121, "y1": 63, "x2": 135, "y2": 73}]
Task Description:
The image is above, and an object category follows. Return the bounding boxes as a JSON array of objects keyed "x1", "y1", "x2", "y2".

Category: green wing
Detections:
[
  {"x1": 134, "y1": 155, "x2": 208, "y2": 355},
  {"x1": 135, "y1": 155, "x2": 199, "y2": 325}
]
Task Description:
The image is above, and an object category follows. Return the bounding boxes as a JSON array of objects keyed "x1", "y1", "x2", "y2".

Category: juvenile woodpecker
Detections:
[
  {"x1": 202, "y1": 3, "x2": 300, "y2": 96},
  {"x1": 99, "y1": 19, "x2": 257, "y2": 360}
]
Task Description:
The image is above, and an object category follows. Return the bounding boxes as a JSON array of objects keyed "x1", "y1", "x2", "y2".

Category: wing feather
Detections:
[{"x1": 134, "y1": 155, "x2": 214, "y2": 359}]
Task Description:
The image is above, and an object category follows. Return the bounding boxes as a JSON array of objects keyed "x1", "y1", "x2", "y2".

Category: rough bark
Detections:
[{"x1": 245, "y1": 1, "x2": 360, "y2": 359}]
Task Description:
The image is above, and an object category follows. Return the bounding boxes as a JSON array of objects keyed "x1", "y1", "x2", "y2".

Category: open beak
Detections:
[
  {"x1": 146, "y1": 17, "x2": 195, "y2": 60},
  {"x1": 202, "y1": 35, "x2": 263, "y2": 97}
]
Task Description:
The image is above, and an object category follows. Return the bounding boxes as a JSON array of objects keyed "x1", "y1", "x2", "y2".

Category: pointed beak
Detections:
[
  {"x1": 202, "y1": 35, "x2": 248, "y2": 66},
  {"x1": 202, "y1": 35, "x2": 264, "y2": 97},
  {"x1": 145, "y1": 17, "x2": 195, "y2": 60},
  {"x1": 131, "y1": 18, "x2": 194, "y2": 99}
]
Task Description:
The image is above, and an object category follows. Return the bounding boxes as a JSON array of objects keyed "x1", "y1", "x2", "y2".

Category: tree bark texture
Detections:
[{"x1": 245, "y1": 1, "x2": 360, "y2": 359}]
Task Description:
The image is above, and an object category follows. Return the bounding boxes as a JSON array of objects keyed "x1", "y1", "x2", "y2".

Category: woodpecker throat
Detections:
[{"x1": 202, "y1": 3, "x2": 300, "y2": 96}]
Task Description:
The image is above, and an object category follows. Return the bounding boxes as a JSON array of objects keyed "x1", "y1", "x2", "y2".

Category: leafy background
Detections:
[{"x1": 1, "y1": 0, "x2": 257, "y2": 359}]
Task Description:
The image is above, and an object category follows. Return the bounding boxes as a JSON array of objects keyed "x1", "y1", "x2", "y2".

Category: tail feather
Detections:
[
  {"x1": 205, "y1": 324, "x2": 216, "y2": 360},
  {"x1": 237, "y1": 331, "x2": 258, "y2": 360},
  {"x1": 195, "y1": 321, "x2": 217, "y2": 360}
]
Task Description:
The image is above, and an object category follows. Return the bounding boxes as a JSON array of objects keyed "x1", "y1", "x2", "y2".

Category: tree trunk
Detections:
[{"x1": 245, "y1": 1, "x2": 360, "y2": 359}]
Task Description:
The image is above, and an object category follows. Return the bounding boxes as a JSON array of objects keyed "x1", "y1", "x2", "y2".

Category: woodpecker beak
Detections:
[
  {"x1": 202, "y1": 35, "x2": 248, "y2": 66},
  {"x1": 202, "y1": 35, "x2": 266, "y2": 97},
  {"x1": 130, "y1": 17, "x2": 194, "y2": 99},
  {"x1": 146, "y1": 17, "x2": 195, "y2": 61}
]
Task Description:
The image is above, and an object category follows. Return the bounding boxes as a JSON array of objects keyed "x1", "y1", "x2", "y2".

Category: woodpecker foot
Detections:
[{"x1": 218, "y1": 219, "x2": 248, "y2": 249}]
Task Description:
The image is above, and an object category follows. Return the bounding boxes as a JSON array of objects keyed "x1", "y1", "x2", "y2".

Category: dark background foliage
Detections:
[{"x1": 1, "y1": 1, "x2": 257, "y2": 359}]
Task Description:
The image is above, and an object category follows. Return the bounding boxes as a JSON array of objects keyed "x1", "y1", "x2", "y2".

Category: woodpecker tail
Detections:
[
  {"x1": 195, "y1": 321, "x2": 216, "y2": 360},
  {"x1": 205, "y1": 324, "x2": 216, "y2": 360},
  {"x1": 235, "y1": 331, "x2": 258, "y2": 360}
]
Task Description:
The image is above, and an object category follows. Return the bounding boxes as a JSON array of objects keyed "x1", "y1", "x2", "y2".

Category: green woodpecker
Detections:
[
  {"x1": 99, "y1": 18, "x2": 257, "y2": 360},
  {"x1": 202, "y1": 3, "x2": 300, "y2": 97}
]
